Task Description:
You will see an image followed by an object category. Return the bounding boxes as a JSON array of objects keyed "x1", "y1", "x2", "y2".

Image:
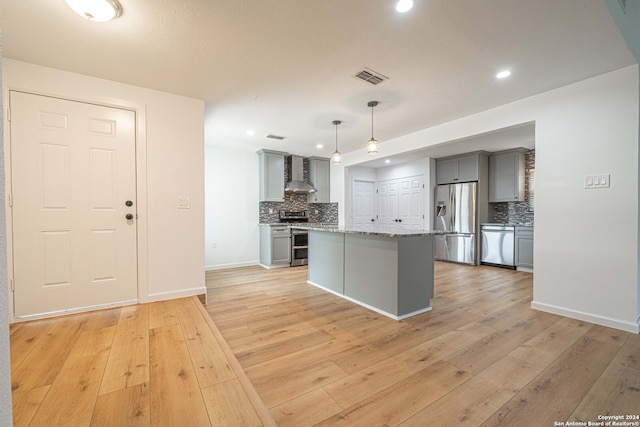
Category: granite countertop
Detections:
[
  {"x1": 259, "y1": 222, "x2": 338, "y2": 226},
  {"x1": 290, "y1": 224, "x2": 446, "y2": 237},
  {"x1": 481, "y1": 222, "x2": 534, "y2": 227}
]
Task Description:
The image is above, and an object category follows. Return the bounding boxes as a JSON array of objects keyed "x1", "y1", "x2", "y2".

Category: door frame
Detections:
[{"x1": 4, "y1": 89, "x2": 149, "y2": 322}]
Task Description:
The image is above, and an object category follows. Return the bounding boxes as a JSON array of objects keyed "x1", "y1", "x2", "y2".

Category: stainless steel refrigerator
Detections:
[{"x1": 434, "y1": 182, "x2": 478, "y2": 265}]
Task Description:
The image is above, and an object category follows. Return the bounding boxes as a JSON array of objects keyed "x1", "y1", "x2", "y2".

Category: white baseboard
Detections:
[
  {"x1": 517, "y1": 266, "x2": 533, "y2": 273},
  {"x1": 257, "y1": 263, "x2": 290, "y2": 270},
  {"x1": 12, "y1": 299, "x2": 138, "y2": 323},
  {"x1": 142, "y1": 286, "x2": 207, "y2": 304},
  {"x1": 307, "y1": 280, "x2": 432, "y2": 321},
  {"x1": 531, "y1": 300, "x2": 640, "y2": 334},
  {"x1": 205, "y1": 261, "x2": 259, "y2": 271}
]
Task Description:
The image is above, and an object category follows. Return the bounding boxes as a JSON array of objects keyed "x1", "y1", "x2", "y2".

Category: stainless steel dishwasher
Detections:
[{"x1": 481, "y1": 224, "x2": 515, "y2": 268}]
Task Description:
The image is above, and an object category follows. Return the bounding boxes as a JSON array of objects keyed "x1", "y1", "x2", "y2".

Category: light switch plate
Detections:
[
  {"x1": 584, "y1": 174, "x2": 610, "y2": 189},
  {"x1": 178, "y1": 197, "x2": 191, "y2": 209}
]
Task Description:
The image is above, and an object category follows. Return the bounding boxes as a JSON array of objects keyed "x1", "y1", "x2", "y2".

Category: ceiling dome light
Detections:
[
  {"x1": 496, "y1": 70, "x2": 512, "y2": 79},
  {"x1": 367, "y1": 101, "x2": 379, "y2": 155},
  {"x1": 331, "y1": 120, "x2": 342, "y2": 164},
  {"x1": 396, "y1": 0, "x2": 414, "y2": 13},
  {"x1": 65, "y1": 0, "x2": 122, "y2": 22}
]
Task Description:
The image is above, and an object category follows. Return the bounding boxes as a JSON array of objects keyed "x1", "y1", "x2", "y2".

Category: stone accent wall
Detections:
[
  {"x1": 259, "y1": 194, "x2": 338, "y2": 224},
  {"x1": 492, "y1": 149, "x2": 535, "y2": 224}
]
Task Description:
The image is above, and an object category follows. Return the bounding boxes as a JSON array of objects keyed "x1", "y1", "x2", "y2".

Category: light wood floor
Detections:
[
  {"x1": 205, "y1": 262, "x2": 640, "y2": 426},
  {"x1": 10, "y1": 296, "x2": 275, "y2": 426}
]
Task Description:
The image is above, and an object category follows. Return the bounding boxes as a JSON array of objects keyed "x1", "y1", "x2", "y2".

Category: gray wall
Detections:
[{"x1": 0, "y1": 27, "x2": 14, "y2": 425}]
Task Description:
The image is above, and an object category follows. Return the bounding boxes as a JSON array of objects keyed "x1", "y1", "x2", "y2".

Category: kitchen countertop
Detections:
[
  {"x1": 259, "y1": 222, "x2": 338, "y2": 226},
  {"x1": 481, "y1": 223, "x2": 534, "y2": 227},
  {"x1": 290, "y1": 224, "x2": 446, "y2": 237}
]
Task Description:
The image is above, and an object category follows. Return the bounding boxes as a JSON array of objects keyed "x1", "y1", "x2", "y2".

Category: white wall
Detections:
[
  {"x1": 340, "y1": 65, "x2": 640, "y2": 333},
  {"x1": 205, "y1": 144, "x2": 260, "y2": 269},
  {"x1": 3, "y1": 59, "x2": 206, "y2": 311},
  {"x1": 0, "y1": 50, "x2": 13, "y2": 426}
]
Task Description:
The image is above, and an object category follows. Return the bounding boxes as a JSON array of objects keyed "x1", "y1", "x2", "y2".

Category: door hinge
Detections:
[
  {"x1": 8, "y1": 194, "x2": 13, "y2": 207},
  {"x1": 6, "y1": 108, "x2": 10, "y2": 122},
  {"x1": 10, "y1": 278, "x2": 14, "y2": 292}
]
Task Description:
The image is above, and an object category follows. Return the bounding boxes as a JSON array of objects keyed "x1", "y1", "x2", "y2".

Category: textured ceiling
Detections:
[{"x1": 0, "y1": 0, "x2": 635, "y2": 160}]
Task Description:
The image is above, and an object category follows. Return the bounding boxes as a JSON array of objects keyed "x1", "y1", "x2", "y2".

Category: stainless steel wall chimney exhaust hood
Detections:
[{"x1": 285, "y1": 155, "x2": 317, "y2": 193}]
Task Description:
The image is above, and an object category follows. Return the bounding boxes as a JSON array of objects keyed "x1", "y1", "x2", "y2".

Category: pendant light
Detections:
[
  {"x1": 367, "y1": 101, "x2": 379, "y2": 154},
  {"x1": 65, "y1": 0, "x2": 122, "y2": 22},
  {"x1": 331, "y1": 120, "x2": 342, "y2": 164}
]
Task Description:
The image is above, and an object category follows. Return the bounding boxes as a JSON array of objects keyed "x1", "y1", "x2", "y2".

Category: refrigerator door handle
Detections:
[{"x1": 450, "y1": 188, "x2": 456, "y2": 231}]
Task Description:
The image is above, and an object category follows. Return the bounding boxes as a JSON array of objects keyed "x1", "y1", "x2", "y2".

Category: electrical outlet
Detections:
[{"x1": 584, "y1": 174, "x2": 610, "y2": 189}]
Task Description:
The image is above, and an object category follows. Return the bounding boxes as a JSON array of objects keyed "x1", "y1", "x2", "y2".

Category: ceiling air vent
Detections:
[
  {"x1": 354, "y1": 68, "x2": 389, "y2": 86},
  {"x1": 266, "y1": 134, "x2": 286, "y2": 140}
]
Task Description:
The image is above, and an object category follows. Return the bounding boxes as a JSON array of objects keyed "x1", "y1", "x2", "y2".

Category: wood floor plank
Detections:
[
  {"x1": 90, "y1": 382, "x2": 150, "y2": 427},
  {"x1": 148, "y1": 322, "x2": 211, "y2": 426},
  {"x1": 173, "y1": 297, "x2": 236, "y2": 388},
  {"x1": 200, "y1": 378, "x2": 263, "y2": 427},
  {"x1": 480, "y1": 327, "x2": 622, "y2": 426},
  {"x1": 11, "y1": 314, "x2": 86, "y2": 392},
  {"x1": 147, "y1": 300, "x2": 179, "y2": 330},
  {"x1": 235, "y1": 329, "x2": 335, "y2": 368},
  {"x1": 11, "y1": 385, "x2": 50, "y2": 427},
  {"x1": 247, "y1": 360, "x2": 347, "y2": 408},
  {"x1": 316, "y1": 360, "x2": 471, "y2": 427},
  {"x1": 568, "y1": 363, "x2": 640, "y2": 423},
  {"x1": 99, "y1": 304, "x2": 149, "y2": 396},
  {"x1": 509, "y1": 316, "x2": 590, "y2": 369},
  {"x1": 271, "y1": 388, "x2": 343, "y2": 427},
  {"x1": 614, "y1": 332, "x2": 640, "y2": 370},
  {"x1": 400, "y1": 355, "x2": 540, "y2": 426},
  {"x1": 444, "y1": 312, "x2": 560, "y2": 375},
  {"x1": 9, "y1": 319, "x2": 54, "y2": 372},
  {"x1": 324, "y1": 322, "x2": 495, "y2": 409},
  {"x1": 29, "y1": 326, "x2": 116, "y2": 426}
]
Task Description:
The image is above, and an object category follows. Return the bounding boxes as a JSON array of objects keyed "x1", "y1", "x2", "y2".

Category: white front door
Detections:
[
  {"x1": 10, "y1": 91, "x2": 138, "y2": 317},
  {"x1": 352, "y1": 180, "x2": 375, "y2": 229}
]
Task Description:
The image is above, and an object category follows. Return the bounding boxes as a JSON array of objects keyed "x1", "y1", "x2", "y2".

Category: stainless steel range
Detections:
[{"x1": 279, "y1": 210, "x2": 309, "y2": 266}]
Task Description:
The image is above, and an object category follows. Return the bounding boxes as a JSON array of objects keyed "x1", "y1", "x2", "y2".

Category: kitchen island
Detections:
[{"x1": 291, "y1": 225, "x2": 442, "y2": 320}]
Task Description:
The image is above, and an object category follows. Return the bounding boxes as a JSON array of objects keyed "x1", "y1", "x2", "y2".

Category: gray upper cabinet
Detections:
[
  {"x1": 436, "y1": 154, "x2": 480, "y2": 184},
  {"x1": 307, "y1": 157, "x2": 330, "y2": 203},
  {"x1": 258, "y1": 149, "x2": 286, "y2": 202},
  {"x1": 489, "y1": 149, "x2": 526, "y2": 202}
]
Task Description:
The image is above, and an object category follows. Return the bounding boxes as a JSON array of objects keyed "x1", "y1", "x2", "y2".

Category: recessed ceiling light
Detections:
[
  {"x1": 385, "y1": 159, "x2": 391, "y2": 164},
  {"x1": 396, "y1": 0, "x2": 414, "y2": 13},
  {"x1": 496, "y1": 70, "x2": 512, "y2": 79},
  {"x1": 65, "y1": 0, "x2": 122, "y2": 22},
  {"x1": 246, "y1": 129, "x2": 254, "y2": 136},
  {"x1": 316, "y1": 144, "x2": 324, "y2": 149}
]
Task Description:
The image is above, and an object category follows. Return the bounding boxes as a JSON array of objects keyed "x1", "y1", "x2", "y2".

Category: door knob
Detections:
[
  {"x1": 126, "y1": 214, "x2": 134, "y2": 220},
  {"x1": 125, "y1": 200, "x2": 133, "y2": 207},
  {"x1": 371, "y1": 219, "x2": 375, "y2": 222}
]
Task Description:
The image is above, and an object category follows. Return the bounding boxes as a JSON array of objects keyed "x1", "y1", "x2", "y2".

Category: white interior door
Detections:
[
  {"x1": 352, "y1": 180, "x2": 375, "y2": 229},
  {"x1": 377, "y1": 179, "x2": 398, "y2": 231},
  {"x1": 10, "y1": 91, "x2": 138, "y2": 317},
  {"x1": 398, "y1": 175, "x2": 424, "y2": 230}
]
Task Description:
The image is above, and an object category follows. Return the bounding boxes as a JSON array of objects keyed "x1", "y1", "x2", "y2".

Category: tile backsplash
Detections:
[
  {"x1": 259, "y1": 194, "x2": 338, "y2": 224},
  {"x1": 492, "y1": 149, "x2": 535, "y2": 225}
]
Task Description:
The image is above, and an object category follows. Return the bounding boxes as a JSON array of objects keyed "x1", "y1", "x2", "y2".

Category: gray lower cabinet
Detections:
[
  {"x1": 515, "y1": 226, "x2": 534, "y2": 268},
  {"x1": 259, "y1": 225, "x2": 290, "y2": 268}
]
